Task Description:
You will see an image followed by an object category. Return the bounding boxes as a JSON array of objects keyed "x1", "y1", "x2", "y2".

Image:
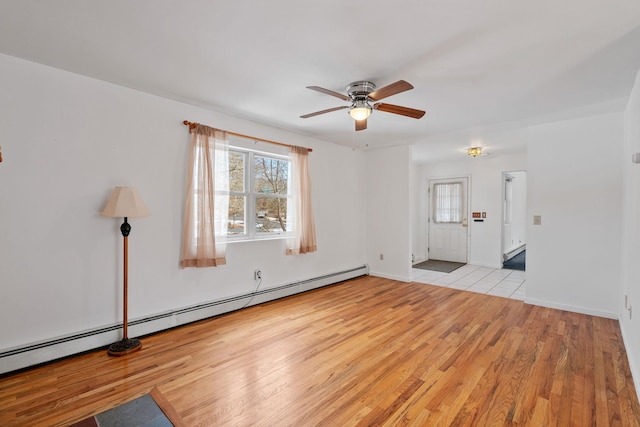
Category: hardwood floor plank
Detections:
[{"x1": 0, "y1": 277, "x2": 639, "y2": 426}]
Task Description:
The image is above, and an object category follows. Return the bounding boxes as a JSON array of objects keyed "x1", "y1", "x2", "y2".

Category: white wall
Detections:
[
  {"x1": 621, "y1": 67, "x2": 640, "y2": 395},
  {"x1": 0, "y1": 54, "x2": 366, "y2": 352},
  {"x1": 526, "y1": 112, "x2": 623, "y2": 318},
  {"x1": 413, "y1": 142, "x2": 527, "y2": 268},
  {"x1": 366, "y1": 145, "x2": 412, "y2": 281},
  {"x1": 504, "y1": 170, "x2": 527, "y2": 255}
]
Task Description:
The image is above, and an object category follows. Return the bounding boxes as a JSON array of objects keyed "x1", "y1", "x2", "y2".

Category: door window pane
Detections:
[{"x1": 433, "y1": 182, "x2": 462, "y2": 223}]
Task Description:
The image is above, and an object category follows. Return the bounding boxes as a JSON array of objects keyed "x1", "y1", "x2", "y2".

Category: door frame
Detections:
[
  {"x1": 427, "y1": 175, "x2": 471, "y2": 263},
  {"x1": 501, "y1": 170, "x2": 527, "y2": 265}
]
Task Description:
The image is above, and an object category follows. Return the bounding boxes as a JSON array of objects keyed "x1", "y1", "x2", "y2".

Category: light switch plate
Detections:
[{"x1": 533, "y1": 215, "x2": 542, "y2": 225}]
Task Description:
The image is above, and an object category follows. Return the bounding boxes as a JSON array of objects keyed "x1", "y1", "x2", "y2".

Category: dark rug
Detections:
[
  {"x1": 503, "y1": 250, "x2": 526, "y2": 271},
  {"x1": 413, "y1": 259, "x2": 466, "y2": 273},
  {"x1": 69, "y1": 387, "x2": 186, "y2": 427}
]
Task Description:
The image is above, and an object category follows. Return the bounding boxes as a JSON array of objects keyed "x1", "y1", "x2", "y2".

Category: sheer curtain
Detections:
[
  {"x1": 286, "y1": 146, "x2": 317, "y2": 255},
  {"x1": 433, "y1": 182, "x2": 462, "y2": 223},
  {"x1": 180, "y1": 124, "x2": 229, "y2": 268}
]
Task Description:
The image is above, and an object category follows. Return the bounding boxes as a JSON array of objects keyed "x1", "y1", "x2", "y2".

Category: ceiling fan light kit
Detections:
[
  {"x1": 349, "y1": 106, "x2": 371, "y2": 121},
  {"x1": 349, "y1": 101, "x2": 372, "y2": 121},
  {"x1": 301, "y1": 79, "x2": 425, "y2": 131}
]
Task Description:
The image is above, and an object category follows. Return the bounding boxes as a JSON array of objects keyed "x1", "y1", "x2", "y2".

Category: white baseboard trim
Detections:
[
  {"x1": 619, "y1": 317, "x2": 640, "y2": 404},
  {"x1": 524, "y1": 296, "x2": 618, "y2": 319},
  {"x1": 486, "y1": 263, "x2": 505, "y2": 269},
  {"x1": 368, "y1": 271, "x2": 412, "y2": 282},
  {"x1": 0, "y1": 265, "x2": 368, "y2": 375}
]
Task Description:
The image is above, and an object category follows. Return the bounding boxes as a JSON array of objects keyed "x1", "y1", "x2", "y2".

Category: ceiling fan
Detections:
[{"x1": 300, "y1": 80, "x2": 425, "y2": 131}]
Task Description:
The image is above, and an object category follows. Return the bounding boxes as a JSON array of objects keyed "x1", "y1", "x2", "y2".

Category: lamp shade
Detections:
[{"x1": 101, "y1": 187, "x2": 150, "y2": 218}]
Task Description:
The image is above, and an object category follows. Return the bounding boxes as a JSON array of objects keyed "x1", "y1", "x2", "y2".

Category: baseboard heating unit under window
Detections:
[
  {"x1": 503, "y1": 244, "x2": 525, "y2": 261},
  {"x1": 0, "y1": 265, "x2": 368, "y2": 375}
]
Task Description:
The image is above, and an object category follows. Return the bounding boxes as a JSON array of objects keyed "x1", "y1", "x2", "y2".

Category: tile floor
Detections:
[{"x1": 412, "y1": 264, "x2": 526, "y2": 300}]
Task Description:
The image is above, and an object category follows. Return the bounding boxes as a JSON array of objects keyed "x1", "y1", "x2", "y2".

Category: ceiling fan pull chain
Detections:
[{"x1": 352, "y1": 129, "x2": 356, "y2": 151}]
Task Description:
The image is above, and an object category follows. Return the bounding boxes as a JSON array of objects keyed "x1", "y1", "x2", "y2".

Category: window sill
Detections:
[{"x1": 227, "y1": 234, "x2": 292, "y2": 244}]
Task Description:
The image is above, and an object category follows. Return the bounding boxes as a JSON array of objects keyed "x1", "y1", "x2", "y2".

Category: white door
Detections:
[{"x1": 428, "y1": 177, "x2": 468, "y2": 263}]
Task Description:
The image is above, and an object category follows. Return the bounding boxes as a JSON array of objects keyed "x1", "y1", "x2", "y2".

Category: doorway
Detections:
[
  {"x1": 427, "y1": 177, "x2": 469, "y2": 263},
  {"x1": 502, "y1": 171, "x2": 527, "y2": 270}
]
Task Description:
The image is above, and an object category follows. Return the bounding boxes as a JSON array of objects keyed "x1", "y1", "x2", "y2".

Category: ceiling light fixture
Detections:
[
  {"x1": 467, "y1": 147, "x2": 482, "y2": 157},
  {"x1": 349, "y1": 99, "x2": 372, "y2": 121}
]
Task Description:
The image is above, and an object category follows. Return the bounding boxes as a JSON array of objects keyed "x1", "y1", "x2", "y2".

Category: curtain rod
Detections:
[{"x1": 182, "y1": 120, "x2": 312, "y2": 152}]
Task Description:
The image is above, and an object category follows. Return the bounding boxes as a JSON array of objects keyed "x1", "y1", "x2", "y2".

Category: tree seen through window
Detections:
[{"x1": 227, "y1": 149, "x2": 290, "y2": 237}]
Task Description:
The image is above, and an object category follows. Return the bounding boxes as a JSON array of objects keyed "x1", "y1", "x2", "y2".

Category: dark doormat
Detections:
[
  {"x1": 69, "y1": 387, "x2": 186, "y2": 427},
  {"x1": 413, "y1": 259, "x2": 465, "y2": 273}
]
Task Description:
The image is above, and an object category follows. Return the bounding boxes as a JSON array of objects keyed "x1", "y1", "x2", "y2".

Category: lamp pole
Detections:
[{"x1": 107, "y1": 217, "x2": 142, "y2": 356}]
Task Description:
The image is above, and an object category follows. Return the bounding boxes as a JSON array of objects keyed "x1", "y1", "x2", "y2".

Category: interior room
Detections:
[{"x1": 1, "y1": 1, "x2": 640, "y2": 425}]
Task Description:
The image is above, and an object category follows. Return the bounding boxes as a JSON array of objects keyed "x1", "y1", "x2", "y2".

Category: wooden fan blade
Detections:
[
  {"x1": 355, "y1": 118, "x2": 367, "y2": 131},
  {"x1": 300, "y1": 106, "x2": 348, "y2": 118},
  {"x1": 374, "y1": 103, "x2": 425, "y2": 119},
  {"x1": 306, "y1": 86, "x2": 349, "y2": 101},
  {"x1": 368, "y1": 80, "x2": 414, "y2": 101}
]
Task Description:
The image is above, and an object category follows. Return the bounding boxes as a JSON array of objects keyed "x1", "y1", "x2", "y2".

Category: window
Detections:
[
  {"x1": 433, "y1": 182, "x2": 463, "y2": 223},
  {"x1": 181, "y1": 125, "x2": 314, "y2": 268},
  {"x1": 227, "y1": 147, "x2": 291, "y2": 240}
]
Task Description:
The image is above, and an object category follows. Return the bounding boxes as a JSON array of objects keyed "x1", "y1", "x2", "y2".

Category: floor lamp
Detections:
[{"x1": 101, "y1": 186, "x2": 150, "y2": 356}]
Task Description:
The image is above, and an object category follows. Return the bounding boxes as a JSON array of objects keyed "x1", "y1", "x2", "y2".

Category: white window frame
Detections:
[{"x1": 227, "y1": 146, "x2": 293, "y2": 242}]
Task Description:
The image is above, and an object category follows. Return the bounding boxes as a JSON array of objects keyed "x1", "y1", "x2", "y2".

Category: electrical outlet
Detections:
[{"x1": 255, "y1": 270, "x2": 262, "y2": 280}]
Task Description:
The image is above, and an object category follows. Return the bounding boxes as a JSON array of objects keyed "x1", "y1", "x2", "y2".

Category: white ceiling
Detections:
[{"x1": 1, "y1": 1, "x2": 640, "y2": 162}]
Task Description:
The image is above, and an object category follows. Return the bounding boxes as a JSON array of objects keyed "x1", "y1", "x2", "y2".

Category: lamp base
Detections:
[{"x1": 107, "y1": 338, "x2": 142, "y2": 356}]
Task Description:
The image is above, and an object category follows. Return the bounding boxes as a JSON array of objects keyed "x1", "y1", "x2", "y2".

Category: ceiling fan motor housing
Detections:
[
  {"x1": 347, "y1": 81, "x2": 375, "y2": 117},
  {"x1": 346, "y1": 81, "x2": 376, "y2": 99}
]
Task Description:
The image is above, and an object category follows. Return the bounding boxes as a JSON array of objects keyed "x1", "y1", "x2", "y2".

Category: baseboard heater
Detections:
[
  {"x1": 503, "y1": 244, "x2": 525, "y2": 261},
  {"x1": 0, "y1": 265, "x2": 368, "y2": 375}
]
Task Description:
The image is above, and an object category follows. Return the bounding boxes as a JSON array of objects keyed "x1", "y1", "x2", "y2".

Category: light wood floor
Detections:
[{"x1": 1, "y1": 276, "x2": 639, "y2": 426}]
